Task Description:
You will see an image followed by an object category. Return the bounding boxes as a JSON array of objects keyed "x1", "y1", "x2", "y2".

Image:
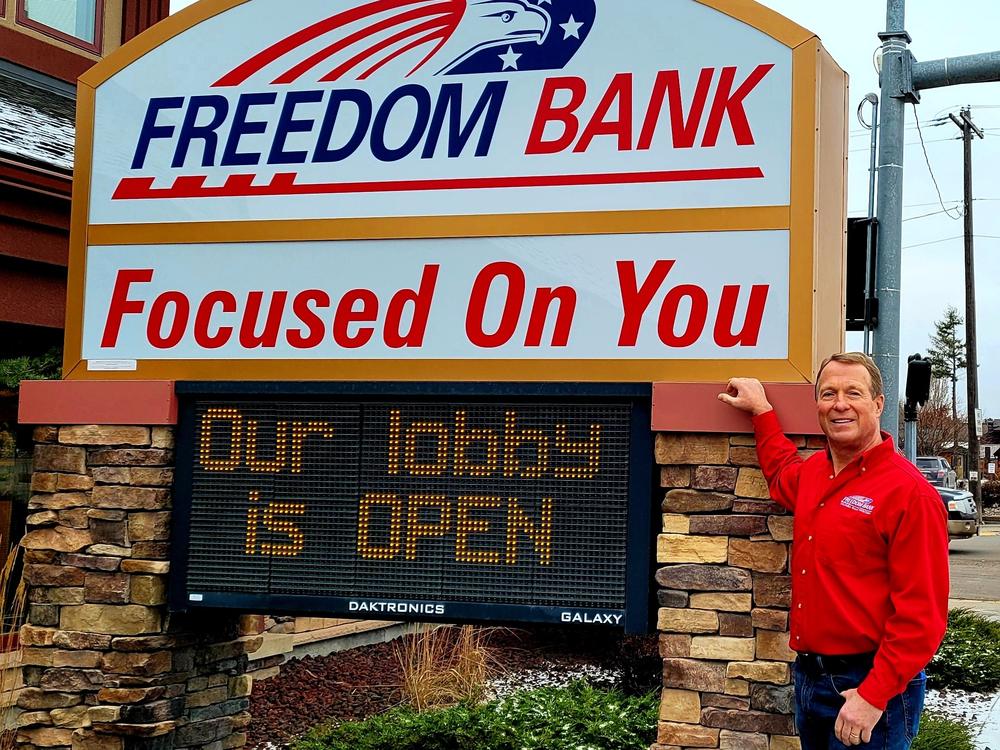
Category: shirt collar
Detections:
[{"x1": 824, "y1": 432, "x2": 896, "y2": 472}]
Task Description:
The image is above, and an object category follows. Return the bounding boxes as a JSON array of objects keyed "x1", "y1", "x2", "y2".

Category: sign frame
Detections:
[
  {"x1": 63, "y1": 0, "x2": 847, "y2": 384},
  {"x1": 168, "y1": 381, "x2": 657, "y2": 633}
]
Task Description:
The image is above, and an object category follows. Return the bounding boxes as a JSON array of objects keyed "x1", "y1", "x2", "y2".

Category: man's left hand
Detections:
[{"x1": 834, "y1": 689, "x2": 883, "y2": 745}]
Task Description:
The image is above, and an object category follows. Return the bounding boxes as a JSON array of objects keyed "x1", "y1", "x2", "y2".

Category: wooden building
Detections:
[{"x1": 0, "y1": 1, "x2": 170, "y2": 659}]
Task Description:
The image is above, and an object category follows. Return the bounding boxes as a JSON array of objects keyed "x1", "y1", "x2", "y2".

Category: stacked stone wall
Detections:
[
  {"x1": 652, "y1": 432, "x2": 824, "y2": 750},
  {"x1": 16, "y1": 426, "x2": 260, "y2": 750},
  {"x1": 16, "y1": 421, "x2": 821, "y2": 749}
]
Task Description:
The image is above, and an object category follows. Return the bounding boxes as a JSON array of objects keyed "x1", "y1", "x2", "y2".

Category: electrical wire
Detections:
[
  {"x1": 912, "y1": 104, "x2": 964, "y2": 220},
  {"x1": 848, "y1": 136, "x2": 955, "y2": 154},
  {"x1": 849, "y1": 123, "x2": 929, "y2": 138},
  {"x1": 902, "y1": 235, "x2": 1000, "y2": 250},
  {"x1": 849, "y1": 118, "x2": 994, "y2": 138},
  {"x1": 901, "y1": 236, "x2": 962, "y2": 249},
  {"x1": 904, "y1": 209, "x2": 957, "y2": 222},
  {"x1": 848, "y1": 199, "x2": 966, "y2": 214},
  {"x1": 857, "y1": 100, "x2": 874, "y2": 130}
]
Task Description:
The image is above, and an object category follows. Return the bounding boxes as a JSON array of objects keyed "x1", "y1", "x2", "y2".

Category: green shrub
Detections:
[
  {"x1": 293, "y1": 682, "x2": 657, "y2": 750},
  {"x1": 927, "y1": 609, "x2": 1000, "y2": 691},
  {"x1": 294, "y1": 702, "x2": 499, "y2": 750},
  {"x1": 912, "y1": 712, "x2": 975, "y2": 750},
  {"x1": 494, "y1": 682, "x2": 657, "y2": 750},
  {"x1": 0, "y1": 348, "x2": 61, "y2": 391}
]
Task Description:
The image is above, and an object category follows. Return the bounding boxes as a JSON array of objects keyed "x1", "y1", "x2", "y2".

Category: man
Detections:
[{"x1": 718, "y1": 352, "x2": 949, "y2": 749}]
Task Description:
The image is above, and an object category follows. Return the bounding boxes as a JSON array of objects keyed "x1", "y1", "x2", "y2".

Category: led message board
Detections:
[{"x1": 171, "y1": 384, "x2": 654, "y2": 631}]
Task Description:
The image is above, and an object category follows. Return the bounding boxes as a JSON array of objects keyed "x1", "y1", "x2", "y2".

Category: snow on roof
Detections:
[{"x1": 0, "y1": 73, "x2": 74, "y2": 173}]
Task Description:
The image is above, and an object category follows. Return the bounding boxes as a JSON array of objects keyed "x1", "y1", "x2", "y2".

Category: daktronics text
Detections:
[{"x1": 128, "y1": 66, "x2": 774, "y2": 173}]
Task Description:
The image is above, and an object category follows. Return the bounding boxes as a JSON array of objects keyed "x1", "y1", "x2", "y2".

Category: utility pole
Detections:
[
  {"x1": 870, "y1": 0, "x2": 1000, "y2": 436},
  {"x1": 949, "y1": 107, "x2": 984, "y2": 522},
  {"x1": 873, "y1": 0, "x2": 912, "y2": 436}
]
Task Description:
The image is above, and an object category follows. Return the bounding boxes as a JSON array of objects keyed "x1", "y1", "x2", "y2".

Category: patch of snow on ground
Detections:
[
  {"x1": 925, "y1": 688, "x2": 1000, "y2": 749},
  {"x1": 486, "y1": 663, "x2": 622, "y2": 701}
]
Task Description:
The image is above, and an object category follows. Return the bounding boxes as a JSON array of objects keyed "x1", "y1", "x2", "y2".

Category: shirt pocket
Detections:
[{"x1": 815, "y1": 502, "x2": 886, "y2": 573}]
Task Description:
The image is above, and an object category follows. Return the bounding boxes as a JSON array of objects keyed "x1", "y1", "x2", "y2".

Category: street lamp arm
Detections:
[{"x1": 913, "y1": 51, "x2": 1000, "y2": 91}]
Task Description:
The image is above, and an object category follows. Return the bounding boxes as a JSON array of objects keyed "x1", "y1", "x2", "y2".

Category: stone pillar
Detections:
[
  {"x1": 16, "y1": 425, "x2": 261, "y2": 750},
  {"x1": 651, "y1": 432, "x2": 824, "y2": 750}
]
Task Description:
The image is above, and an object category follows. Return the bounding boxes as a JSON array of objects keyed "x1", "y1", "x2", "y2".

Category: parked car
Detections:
[
  {"x1": 916, "y1": 456, "x2": 957, "y2": 488},
  {"x1": 938, "y1": 487, "x2": 978, "y2": 540}
]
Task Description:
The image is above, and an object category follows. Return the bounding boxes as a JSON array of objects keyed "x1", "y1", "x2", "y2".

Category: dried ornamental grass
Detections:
[
  {"x1": 0, "y1": 544, "x2": 25, "y2": 749},
  {"x1": 395, "y1": 625, "x2": 502, "y2": 711}
]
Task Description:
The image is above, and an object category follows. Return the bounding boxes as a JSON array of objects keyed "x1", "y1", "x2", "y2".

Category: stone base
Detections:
[
  {"x1": 17, "y1": 426, "x2": 259, "y2": 750},
  {"x1": 653, "y1": 433, "x2": 809, "y2": 750}
]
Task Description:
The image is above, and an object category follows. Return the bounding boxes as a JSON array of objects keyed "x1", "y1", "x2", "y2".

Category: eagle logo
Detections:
[
  {"x1": 215, "y1": 0, "x2": 594, "y2": 87},
  {"x1": 432, "y1": 0, "x2": 551, "y2": 75}
]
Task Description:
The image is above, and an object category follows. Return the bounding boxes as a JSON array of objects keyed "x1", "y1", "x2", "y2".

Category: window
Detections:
[{"x1": 17, "y1": 0, "x2": 103, "y2": 52}]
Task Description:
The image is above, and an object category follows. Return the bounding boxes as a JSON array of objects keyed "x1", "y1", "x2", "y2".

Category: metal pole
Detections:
[
  {"x1": 905, "y1": 418, "x2": 917, "y2": 463},
  {"x1": 952, "y1": 108, "x2": 985, "y2": 523},
  {"x1": 873, "y1": 0, "x2": 912, "y2": 435},
  {"x1": 912, "y1": 52, "x2": 1000, "y2": 89},
  {"x1": 863, "y1": 95, "x2": 880, "y2": 355}
]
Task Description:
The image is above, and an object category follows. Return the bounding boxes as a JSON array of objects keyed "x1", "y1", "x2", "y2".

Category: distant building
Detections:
[
  {"x1": 982, "y1": 418, "x2": 1000, "y2": 479},
  {"x1": 0, "y1": 0, "x2": 169, "y2": 640},
  {"x1": 2, "y1": 1, "x2": 169, "y2": 360}
]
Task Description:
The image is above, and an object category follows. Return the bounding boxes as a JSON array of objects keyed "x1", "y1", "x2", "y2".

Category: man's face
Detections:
[{"x1": 816, "y1": 361, "x2": 885, "y2": 452}]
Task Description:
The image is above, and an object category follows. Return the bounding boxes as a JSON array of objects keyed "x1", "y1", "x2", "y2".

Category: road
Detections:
[{"x1": 949, "y1": 525, "x2": 1000, "y2": 619}]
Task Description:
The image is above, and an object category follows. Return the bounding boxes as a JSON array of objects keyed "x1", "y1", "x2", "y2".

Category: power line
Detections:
[
  {"x1": 849, "y1": 136, "x2": 957, "y2": 153},
  {"x1": 912, "y1": 104, "x2": 963, "y2": 220},
  {"x1": 848, "y1": 114, "x2": 989, "y2": 138},
  {"x1": 848, "y1": 114, "x2": 961, "y2": 137},
  {"x1": 902, "y1": 235, "x2": 961, "y2": 249},
  {"x1": 902, "y1": 235, "x2": 1000, "y2": 249},
  {"x1": 846, "y1": 198, "x2": 1000, "y2": 215},
  {"x1": 848, "y1": 123, "x2": 944, "y2": 138},
  {"x1": 903, "y1": 208, "x2": 955, "y2": 222}
]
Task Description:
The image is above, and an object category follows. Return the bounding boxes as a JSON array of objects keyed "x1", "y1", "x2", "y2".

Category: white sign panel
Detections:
[
  {"x1": 89, "y1": 0, "x2": 792, "y2": 225},
  {"x1": 82, "y1": 230, "x2": 789, "y2": 361}
]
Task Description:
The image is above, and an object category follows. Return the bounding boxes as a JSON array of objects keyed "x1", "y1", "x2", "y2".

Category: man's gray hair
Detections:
[{"x1": 816, "y1": 352, "x2": 884, "y2": 399}]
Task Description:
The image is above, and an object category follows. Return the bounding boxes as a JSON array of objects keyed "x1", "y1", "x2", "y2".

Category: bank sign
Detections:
[{"x1": 66, "y1": 0, "x2": 847, "y2": 382}]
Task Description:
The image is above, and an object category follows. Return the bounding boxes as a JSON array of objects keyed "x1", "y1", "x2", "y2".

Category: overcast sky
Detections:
[{"x1": 165, "y1": 0, "x2": 1000, "y2": 416}]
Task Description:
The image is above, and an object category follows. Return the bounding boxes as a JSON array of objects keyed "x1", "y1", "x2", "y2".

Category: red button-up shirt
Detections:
[{"x1": 753, "y1": 410, "x2": 949, "y2": 710}]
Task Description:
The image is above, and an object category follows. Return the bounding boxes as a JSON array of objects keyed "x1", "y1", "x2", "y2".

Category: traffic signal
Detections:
[
  {"x1": 906, "y1": 354, "x2": 932, "y2": 406},
  {"x1": 846, "y1": 217, "x2": 878, "y2": 331}
]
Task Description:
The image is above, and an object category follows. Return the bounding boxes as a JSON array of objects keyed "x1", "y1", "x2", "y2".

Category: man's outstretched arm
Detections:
[{"x1": 718, "y1": 377, "x2": 804, "y2": 512}]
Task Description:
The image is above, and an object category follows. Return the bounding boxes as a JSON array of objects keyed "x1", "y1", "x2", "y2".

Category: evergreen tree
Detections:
[{"x1": 927, "y1": 307, "x2": 967, "y2": 457}]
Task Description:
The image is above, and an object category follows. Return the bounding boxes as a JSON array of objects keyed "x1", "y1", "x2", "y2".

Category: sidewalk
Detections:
[{"x1": 950, "y1": 599, "x2": 1000, "y2": 621}]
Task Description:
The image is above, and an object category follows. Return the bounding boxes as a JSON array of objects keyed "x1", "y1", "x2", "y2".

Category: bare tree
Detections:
[{"x1": 917, "y1": 378, "x2": 968, "y2": 456}]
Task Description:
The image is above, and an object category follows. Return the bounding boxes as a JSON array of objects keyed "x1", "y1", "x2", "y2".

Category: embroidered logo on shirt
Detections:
[{"x1": 840, "y1": 495, "x2": 875, "y2": 515}]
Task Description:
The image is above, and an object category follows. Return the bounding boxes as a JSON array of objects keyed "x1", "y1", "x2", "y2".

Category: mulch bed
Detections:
[{"x1": 246, "y1": 626, "x2": 659, "y2": 749}]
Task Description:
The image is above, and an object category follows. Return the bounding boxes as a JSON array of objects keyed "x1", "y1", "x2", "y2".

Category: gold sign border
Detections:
[{"x1": 64, "y1": 0, "x2": 846, "y2": 384}]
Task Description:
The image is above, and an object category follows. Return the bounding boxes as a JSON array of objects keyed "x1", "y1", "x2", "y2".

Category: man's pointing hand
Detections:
[{"x1": 718, "y1": 377, "x2": 774, "y2": 417}]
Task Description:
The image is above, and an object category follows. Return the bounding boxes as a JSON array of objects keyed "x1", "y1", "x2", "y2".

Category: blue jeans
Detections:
[{"x1": 793, "y1": 658, "x2": 926, "y2": 749}]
